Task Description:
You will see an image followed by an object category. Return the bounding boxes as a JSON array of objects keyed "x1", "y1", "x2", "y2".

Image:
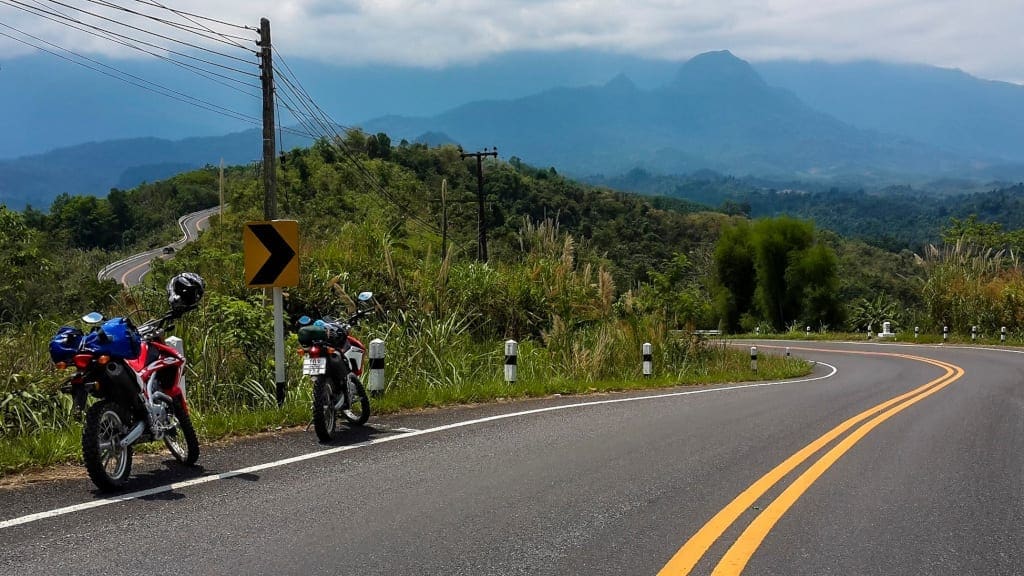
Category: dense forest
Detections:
[{"x1": 595, "y1": 169, "x2": 1024, "y2": 252}]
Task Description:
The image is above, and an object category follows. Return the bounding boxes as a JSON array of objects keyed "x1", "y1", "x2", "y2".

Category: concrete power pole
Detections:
[
  {"x1": 258, "y1": 17, "x2": 286, "y2": 406},
  {"x1": 441, "y1": 178, "x2": 448, "y2": 261},
  {"x1": 459, "y1": 147, "x2": 498, "y2": 262}
]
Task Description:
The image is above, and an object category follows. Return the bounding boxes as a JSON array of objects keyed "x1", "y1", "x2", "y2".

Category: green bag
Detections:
[{"x1": 297, "y1": 325, "x2": 326, "y2": 346}]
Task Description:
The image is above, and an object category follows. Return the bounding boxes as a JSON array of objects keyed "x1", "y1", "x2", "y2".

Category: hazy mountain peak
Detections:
[
  {"x1": 604, "y1": 72, "x2": 638, "y2": 91},
  {"x1": 670, "y1": 50, "x2": 767, "y2": 90}
]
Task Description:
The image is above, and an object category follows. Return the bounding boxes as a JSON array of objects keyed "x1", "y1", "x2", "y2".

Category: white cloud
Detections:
[{"x1": 0, "y1": 0, "x2": 1021, "y2": 81}]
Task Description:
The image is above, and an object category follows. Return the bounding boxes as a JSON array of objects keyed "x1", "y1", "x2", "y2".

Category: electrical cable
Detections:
[
  {"x1": 3, "y1": 0, "x2": 260, "y2": 84},
  {"x1": 0, "y1": 24, "x2": 262, "y2": 125},
  {"x1": 83, "y1": 0, "x2": 255, "y2": 48},
  {"x1": 272, "y1": 68, "x2": 442, "y2": 234},
  {"x1": 37, "y1": 0, "x2": 256, "y2": 66},
  {"x1": 138, "y1": 0, "x2": 252, "y2": 52},
  {"x1": 130, "y1": 0, "x2": 252, "y2": 30}
]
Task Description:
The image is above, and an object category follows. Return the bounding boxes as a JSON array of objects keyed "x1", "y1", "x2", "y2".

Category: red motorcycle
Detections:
[
  {"x1": 297, "y1": 291, "x2": 375, "y2": 442},
  {"x1": 52, "y1": 273, "x2": 204, "y2": 491}
]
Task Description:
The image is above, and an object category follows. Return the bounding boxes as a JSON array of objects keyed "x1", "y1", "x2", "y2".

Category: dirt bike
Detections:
[
  {"x1": 50, "y1": 273, "x2": 203, "y2": 491},
  {"x1": 297, "y1": 291, "x2": 375, "y2": 442}
]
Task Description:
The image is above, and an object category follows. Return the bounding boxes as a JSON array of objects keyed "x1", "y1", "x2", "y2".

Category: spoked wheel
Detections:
[
  {"x1": 312, "y1": 375, "x2": 338, "y2": 442},
  {"x1": 341, "y1": 374, "x2": 370, "y2": 426},
  {"x1": 82, "y1": 400, "x2": 133, "y2": 492},
  {"x1": 164, "y1": 399, "x2": 200, "y2": 465}
]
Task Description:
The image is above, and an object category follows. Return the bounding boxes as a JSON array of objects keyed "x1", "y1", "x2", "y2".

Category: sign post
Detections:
[{"x1": 244, "y1": 220, "x2": 299, "y2": 406}]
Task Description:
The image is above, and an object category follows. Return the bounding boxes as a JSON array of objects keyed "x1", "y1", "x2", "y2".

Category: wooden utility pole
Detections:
[
  {"x1": 460, "y1": 147, "x2": 498, "y2": 262},
  {"x1": 258, "y1": 17, "x2": 277, "y2": 222},
  {"x1": 258, "y1": 17, "x2": 285, "y2": 406}
]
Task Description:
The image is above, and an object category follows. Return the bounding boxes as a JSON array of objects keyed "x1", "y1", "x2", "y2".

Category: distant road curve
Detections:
[{"x1": 97, "y1": 206, "x2": 220, "y2": 287}]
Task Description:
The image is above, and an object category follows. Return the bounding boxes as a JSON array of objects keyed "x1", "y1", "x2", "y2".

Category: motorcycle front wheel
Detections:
[
  {"x1": 82, "y1": 400, "x2": 133, "y2": 491},
  {"x1": 164, "y1": 399, "x2": 200, "y2": 465},
  {"x1": 312, "y1": 375, "x2": 338, "y2": 442},
  {"x1": 341, "y1": 374, "x2": 370, "y2": 426}
]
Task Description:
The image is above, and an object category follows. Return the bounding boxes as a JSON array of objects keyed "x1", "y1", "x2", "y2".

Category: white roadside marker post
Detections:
[
  {"x1": 504, "y1": 340, "x2": 518, "y2": 383},
  {"x1": 642, "y1": 342, "x2": 652, "y2": 378},
  {"x1": 368, "y1": 339, "x2": 385, "y2": 397}
]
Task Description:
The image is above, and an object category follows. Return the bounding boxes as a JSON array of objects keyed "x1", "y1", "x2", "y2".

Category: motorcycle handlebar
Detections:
[{"x1": 137, "y1": 311, "x2": 178, "y2": 340}]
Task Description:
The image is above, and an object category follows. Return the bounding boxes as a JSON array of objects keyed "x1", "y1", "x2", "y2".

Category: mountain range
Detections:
[{"x1": 3, "y1": 50, "x2": 1024, "y2": 210}]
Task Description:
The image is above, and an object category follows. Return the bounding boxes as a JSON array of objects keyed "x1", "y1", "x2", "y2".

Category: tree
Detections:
[
  {"x1": 367, "y1": 132, "x2": 392, "y2": 160},
  {"x1": 752, "y1": 217, "x2": 814, "y2": 330},
  {"x1": 713, "y1": 216, "x2": 841, "y2": 332},
  {"x1": 713, "y1": 220, "x2": 755, "y2": 331}
]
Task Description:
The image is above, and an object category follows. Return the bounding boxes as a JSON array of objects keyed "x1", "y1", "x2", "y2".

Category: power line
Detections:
[
  {"x1": 271, "y1": 63, "x2": 443, "y2": 234},
  {"x1": 3, "y1": 0, "x2": 260, "y2": 83},
  {"x1": 129, "y1": 0, "x2": 252, "y2": 31},
  {"x1": 13, "y1": 0, "x2": 261, "y2": 98},
  {"x1": 36, "y1": 0, "x2": 256, "y2": 66},
  {"x1": 0, "y1": 24, "x2": 262, "y2": 125},
  {"x1": 82, "y1": 0, "x2": 255, "y2": 49},
  {"x1": 137, "y1": 0, "x2": 252, "y2": 52}
]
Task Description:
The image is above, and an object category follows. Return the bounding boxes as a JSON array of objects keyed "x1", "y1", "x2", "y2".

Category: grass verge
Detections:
[{"x1": 0, "y1": 351, "x2": 810, "y2": 479}]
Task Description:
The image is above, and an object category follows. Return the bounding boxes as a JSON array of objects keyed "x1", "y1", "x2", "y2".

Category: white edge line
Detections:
[
  {"x1": 743, "y1": 338, "x2": 1024, "y2": 355},
  {"x1": 0, "y1": 363, "x2": 837, "y2": 530}
]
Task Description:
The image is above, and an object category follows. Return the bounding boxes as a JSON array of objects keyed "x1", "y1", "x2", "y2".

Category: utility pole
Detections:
[
  {"x1": 219, "y1": 158, "x2": 224, "y2": 217},
  {"x1": 460, "y1": 147, "x2": 498, "y2": 262},
  {"x1": 440, "y1": 178, "x2": 448, "y2": 261},
  {"x1": 258, "y1": 18, "x2": 277, "y2": 221},
  {"x1": 258, "y1": 17, "x2": 286, "y2": 406}
]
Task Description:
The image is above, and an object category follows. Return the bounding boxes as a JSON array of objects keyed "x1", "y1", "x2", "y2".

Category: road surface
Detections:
[
  {"x1": 1, "y1": 341, "x2": 1022, "y2": 575},
  {"x1": 97, "y1": 206, "x2": 220, "y2": 287}
]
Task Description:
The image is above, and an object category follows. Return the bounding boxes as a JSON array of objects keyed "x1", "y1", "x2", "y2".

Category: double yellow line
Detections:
[{"x1": 657, "y1": 348, "x2": 965, "y2": 575}]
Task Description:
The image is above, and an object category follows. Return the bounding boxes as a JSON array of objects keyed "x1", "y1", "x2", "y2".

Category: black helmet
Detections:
[{"x1": 167, "y1": 272, "x2": 205, "y2": 311}]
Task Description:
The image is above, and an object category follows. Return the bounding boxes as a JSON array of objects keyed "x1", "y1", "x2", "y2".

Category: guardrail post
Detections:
[
  {"x1": 368, "y1": 338, "x2": 385, "y2": 397},
  {"x1": 642, "y1": 342, "x2": 652, "y2": 378},
  {"x1": 504, "y1": 340, "x2": 518, "y2": 383},
  {"x1": 750, "y1": 346, "x2": 758, "y2": 372},
  {"x1": 1001, "y1": 326, "x2": 1007, "y2": 343}
]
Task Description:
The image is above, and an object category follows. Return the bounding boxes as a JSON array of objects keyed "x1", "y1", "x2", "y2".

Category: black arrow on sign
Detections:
[{"x1": 249, "y1": 224, "x2": 295, "y2": 285}]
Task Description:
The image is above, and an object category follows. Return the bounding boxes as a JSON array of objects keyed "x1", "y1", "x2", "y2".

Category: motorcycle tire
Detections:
[
  {"x1": 312, "y1": 375, "x2": 338, "y2": 442},
  {"x1": 164, "y1": 399, "x2": 200, "y2": 466},
  {"x1": 341, "y1": 374, "x2": 370, "y2": 426},
  {"x1": 82, "y1": 400, "x2": 134, "y2": 492}
]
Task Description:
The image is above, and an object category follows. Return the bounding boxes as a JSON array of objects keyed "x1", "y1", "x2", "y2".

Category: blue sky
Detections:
[{"x1": 1, "y1": 0, "x2": 1022, "y2": 82}]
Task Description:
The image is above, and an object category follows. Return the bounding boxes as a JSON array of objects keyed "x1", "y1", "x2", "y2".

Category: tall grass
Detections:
[{"x1": 1, "y1": 215, "x2": 812, "y2": 476}]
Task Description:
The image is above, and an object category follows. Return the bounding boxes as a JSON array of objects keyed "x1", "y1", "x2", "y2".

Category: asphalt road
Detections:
[
  {"x1": 97, "y1": 207, "x2": 220, "y2": 287},
  {"x1": 1, "y1": 341, "x2": 1022, "y2": 575}
]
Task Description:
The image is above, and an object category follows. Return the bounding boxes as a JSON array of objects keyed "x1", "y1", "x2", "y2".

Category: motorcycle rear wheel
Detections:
[
  {"x1": 82, "y1": 400, "x2": 133, "y2": 492},
  {"x1": 341, "y1": 374, "x2": 370, "y2": 426},
  {"x1": 164, "y1": 399, "x2": 200, "y2": 465},
  {"x1": 312, "y1": 375, "x2": 338, "y2": 442}
]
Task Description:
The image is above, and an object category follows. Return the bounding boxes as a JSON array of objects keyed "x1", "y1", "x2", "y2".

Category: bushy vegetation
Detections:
[{"x1": 1, "y1": 135, "x2": 820, "y2": 476}]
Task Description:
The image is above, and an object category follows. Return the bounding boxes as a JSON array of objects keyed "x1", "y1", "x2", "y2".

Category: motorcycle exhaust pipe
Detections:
[{"x1": 119, "y1": 421, "x2": 145, "y2": 447}]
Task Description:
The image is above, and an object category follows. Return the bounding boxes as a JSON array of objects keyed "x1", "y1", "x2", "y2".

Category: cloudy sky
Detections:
[{"x1": 1, "y1": 0, "x2": 1022, "y2": 82}]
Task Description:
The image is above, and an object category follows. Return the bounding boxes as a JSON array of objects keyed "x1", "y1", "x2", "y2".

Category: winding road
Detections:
[
  {"x1": 97, "y1": 206, "x2": 220, "y2": 287},
  {"x1": 1, "y1": 341, "x2": 1022, "y2": 575}
]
